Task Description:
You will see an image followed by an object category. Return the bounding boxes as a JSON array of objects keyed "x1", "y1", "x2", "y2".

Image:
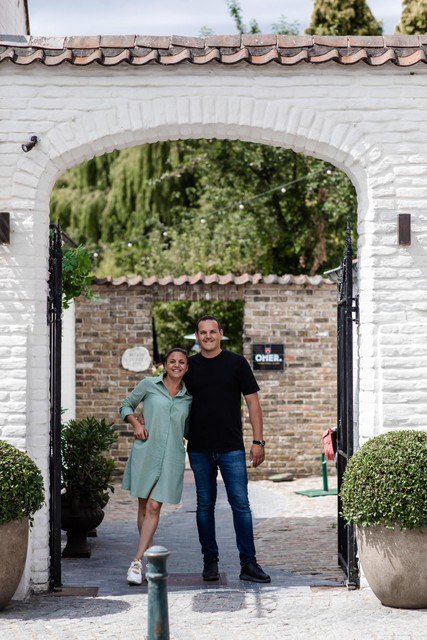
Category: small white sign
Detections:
[{"x1": 121, "y1": 346, "x2": 151, "y2": 372}]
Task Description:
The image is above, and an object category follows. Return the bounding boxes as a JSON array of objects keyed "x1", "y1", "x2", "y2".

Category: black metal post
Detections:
[
  {"x1": 48, "y1": 222, "x2": 63, "y2": 590},
  {"x1": 144, "y1": 545, "x2": 170, "y2": 640},
  {"x1": 336, "y1": 220, "x2": 359, "y2": 589}
]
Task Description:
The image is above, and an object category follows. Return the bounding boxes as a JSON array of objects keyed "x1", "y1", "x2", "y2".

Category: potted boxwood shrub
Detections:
[
  {"x1": 61, "y1": 416, "x2": 118, "y2": 557},
  {"x1": 340, "y1": 429, "x2": 427, "y2": 609},
  {"x1": 0, "y1": 440, "x2": 45, "y2": 610}
]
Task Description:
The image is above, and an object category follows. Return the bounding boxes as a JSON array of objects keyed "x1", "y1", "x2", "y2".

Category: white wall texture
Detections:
[
  {"x1": 1, "y1": 59, "x2": 427, "y2": 595},
  {"x1": 0, "y1": 0, "x2": 28, "y2": 34}
]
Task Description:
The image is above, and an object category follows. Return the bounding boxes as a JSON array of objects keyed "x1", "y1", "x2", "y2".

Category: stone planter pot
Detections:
[
  {"x1": 61, "y1": 501, "x2": 105, "y2": 558},
  {"x1": 0, "y1": 519, "x2": 29, "y2": 610},
  {"x1": 357, "y1": 525, "x2": 427, "y2": 609}
]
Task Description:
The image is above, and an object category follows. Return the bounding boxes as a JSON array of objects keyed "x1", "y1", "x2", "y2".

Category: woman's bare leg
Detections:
[
  {"x1": 137, "y1": 497, "x2": 147, "y2": 534},
  {"x1": 134, "y1": 498, "x2": 162, "y2": 561}
]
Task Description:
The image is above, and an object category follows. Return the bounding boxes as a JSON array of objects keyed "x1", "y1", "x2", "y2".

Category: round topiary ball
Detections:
[
  {"x1": 340, "y1": 430, "x2": 427, "y2": 530},
  {"x1": 0, "y1": 440, "x2": 45, "y2": 525}
]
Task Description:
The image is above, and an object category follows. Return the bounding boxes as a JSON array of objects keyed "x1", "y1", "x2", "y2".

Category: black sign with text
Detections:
[{"x1": 252, "y1": 344, "x2": 284, "y2": 371}]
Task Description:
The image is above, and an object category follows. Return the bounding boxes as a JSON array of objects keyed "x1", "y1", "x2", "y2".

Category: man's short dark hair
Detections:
[{"x1": 195, "y1": 315, "x2": 222, "y2": 332}]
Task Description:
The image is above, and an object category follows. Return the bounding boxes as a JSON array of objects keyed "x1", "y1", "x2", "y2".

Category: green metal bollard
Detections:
[
  {"x1": 144, "y1": 545, "x2": 170, "y2": 640},
  {"x1": 321, "y1": 452, "x2": 329, "y2": 491}
]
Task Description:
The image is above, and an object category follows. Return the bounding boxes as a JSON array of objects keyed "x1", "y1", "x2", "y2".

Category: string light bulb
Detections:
[{"x1": 88, "y1": 166, "x2": 328, "y2": 256}]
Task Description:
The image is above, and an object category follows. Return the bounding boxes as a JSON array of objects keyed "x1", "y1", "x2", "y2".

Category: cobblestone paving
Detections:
[{"x1": 1, "y1": 473, "x2": 426, "y2": 640}]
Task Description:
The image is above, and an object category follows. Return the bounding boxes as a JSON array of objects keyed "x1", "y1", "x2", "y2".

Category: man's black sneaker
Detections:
[
  {"x1": 202, "y1": 559, "x2": 220, "y2": 581},
  {"x1": 239, "y1": 561, "x2": 271, "y2": 583}
]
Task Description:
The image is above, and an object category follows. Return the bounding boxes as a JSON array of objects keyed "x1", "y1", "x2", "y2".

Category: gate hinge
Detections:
[{"x1": 352, "y1": 295, "x2": 359, "y2": 325}]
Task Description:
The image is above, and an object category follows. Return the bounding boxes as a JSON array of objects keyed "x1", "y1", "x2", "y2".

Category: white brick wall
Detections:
[
  {"x1": 0, "y1": 0, "x2": 28, "y2": 34},
  {"x1": 2, "y1": 58, "x2": 427, "y2": 595}
]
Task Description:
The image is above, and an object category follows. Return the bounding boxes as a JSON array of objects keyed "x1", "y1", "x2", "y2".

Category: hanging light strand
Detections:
[{"x1": 89, "y1": 166, "x2": 330, "y2": 258}]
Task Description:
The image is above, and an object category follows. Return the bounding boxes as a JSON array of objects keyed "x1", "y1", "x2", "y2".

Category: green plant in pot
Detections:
[
  {"x1": 61, "y1": 416, "x2": 118, "y2": 557},
  {"x1": 0, "y1": 440, "x2": 45, "y2": 610},
  {"x1": 340, "y1": 429, "x2": 427, "y2": 609}
]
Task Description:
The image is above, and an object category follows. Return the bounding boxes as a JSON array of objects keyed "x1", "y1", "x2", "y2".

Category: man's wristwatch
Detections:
[{"x1": 253, "y1": 440, "x2": 265, "y2": 447}]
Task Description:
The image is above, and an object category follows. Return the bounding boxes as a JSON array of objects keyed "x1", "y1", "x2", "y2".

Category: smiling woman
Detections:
[{"x1": 119, "y1": 348, "x2": 192, "y2": 584}]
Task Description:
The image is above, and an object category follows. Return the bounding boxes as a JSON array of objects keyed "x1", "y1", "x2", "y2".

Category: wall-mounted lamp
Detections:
[
  {"x1": 0, "y1": 212, "x2": 10, "y2": 244},
  {"x1": 21, "y1": 135, "x2": 38, "y2": 153},
  {"x1": 398, "y1": 214, "x2": 411, "y2": 246}
]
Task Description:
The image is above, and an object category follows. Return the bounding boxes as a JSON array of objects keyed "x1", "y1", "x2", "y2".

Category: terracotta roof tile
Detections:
[
  {"x1": 170, "y1": 35, "x2": 205, "y2": 49},
  {"x1": 192, "y1": 48, "x2": 221, "y2": 64},
  {"x1": 100, "y1": 35, "x2": 135, "y2": 48},
  {"x1": 102, "y1": 49, "x2": 132, "y2": 65},
  {"x1": 347, "y1": 36, "x2": 384, "y2": 48},
  {"x1": 221, "y1": 47, "x2": 250, "y2": 64},
  {"x1": 242, "y1": 34, "x2": 277, "y2": 47},
  {"x1": 64, "y1": 36, "x2": 100, "y2": 49},
  {"x1": 160, "y1": 48, "x2": 192, "y2": 64},
  {"x1": 1, "y1": 34, "x2": 427, "y2": 68},
  {"x1": 132, "y1": 49, "x2": 160, "y2": 65},
  {"x1": 277, "y1": 35, "x2": 313, "y2": 48},
  {"x1": 94, "y1": 273, "x2": 332, "y2": 287}
]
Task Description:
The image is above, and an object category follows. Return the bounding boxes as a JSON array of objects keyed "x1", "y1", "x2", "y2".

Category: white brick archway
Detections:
[{"x1": 2, "y1": 40, "x2": 427, "y2": 594}]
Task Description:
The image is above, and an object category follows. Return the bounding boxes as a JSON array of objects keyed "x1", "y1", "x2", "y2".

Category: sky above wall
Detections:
[{"x1": 28, "y1": 0, "x2": 403, "y2": 38}]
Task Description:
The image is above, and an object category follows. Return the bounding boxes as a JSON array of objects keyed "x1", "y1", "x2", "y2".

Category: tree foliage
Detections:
[
  {"x1": 49, "y1": 0, "x2": 362, "y2": 351},
  {"x1": 227, "y1": 0, "x2": 299, "y2": 35},
  {"x1": 153, "y1": 300, "x2": 244, "y2": 361},
  {"x1": 306, "y1": 0, "x2": 383, "y2": 35},
  {"x1": 62, "y1": 245, "x2": 98, "y2": 309},
  {"x1": 49, "y1": 1, "x2": 359, "y2": 281},
  {"x1": 50, "y1": 139, "x2": 356, "y2": 279},
  {"x1": 395, "y1": 0, "x2": 427, "y2": 33}
]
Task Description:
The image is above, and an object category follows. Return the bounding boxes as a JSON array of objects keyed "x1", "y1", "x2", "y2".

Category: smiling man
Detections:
[{"x1": 185, "y1": 315, "x2": 270, "y2": 583}]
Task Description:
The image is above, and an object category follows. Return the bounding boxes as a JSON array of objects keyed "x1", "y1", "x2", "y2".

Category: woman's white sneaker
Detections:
[{"x1": 127, "y1": 560, "x2": 143, "y2": 585}]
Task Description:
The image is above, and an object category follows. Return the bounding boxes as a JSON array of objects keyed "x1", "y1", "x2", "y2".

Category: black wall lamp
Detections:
[
  {"x1": 398, "y1": 214, "x2": 411, "y2": 246},
  {"x1": 0, "y1": 212, "x2": 10, "y2": 244},
  {"x1": 22, "y1": 135, "x2": 38, "y2": 152}
]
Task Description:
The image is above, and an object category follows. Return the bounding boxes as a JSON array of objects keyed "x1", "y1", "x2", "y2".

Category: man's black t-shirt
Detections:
[{"x1": 185, "y1": 350, "x2": 260, "y2": 453}]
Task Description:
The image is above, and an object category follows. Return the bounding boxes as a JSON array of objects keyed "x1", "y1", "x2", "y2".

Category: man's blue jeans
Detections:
[{"x1": 188, "y1": 450, "x2": 256, "y2": 567}]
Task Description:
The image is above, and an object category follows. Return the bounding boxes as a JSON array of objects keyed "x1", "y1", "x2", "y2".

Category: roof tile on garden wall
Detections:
[
  {"x1": 1, "y1": 34, "x2": 427, "y2": 68},
  {"x1": 95, "y1": 273, "x2": 331, "y2": 287}
]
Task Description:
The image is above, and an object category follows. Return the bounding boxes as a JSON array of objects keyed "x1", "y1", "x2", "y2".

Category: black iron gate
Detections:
[
  {"x1": 48, "y1": 223, "x2": 63, "y2": 590},
  {"x1": 336, "y1": 222, "x2": 359, "y2": 589}
]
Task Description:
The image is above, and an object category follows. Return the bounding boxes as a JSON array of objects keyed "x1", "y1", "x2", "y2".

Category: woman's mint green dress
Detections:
[{"x1": 121, "y1": 374, "x2": 192, "y2": 505}]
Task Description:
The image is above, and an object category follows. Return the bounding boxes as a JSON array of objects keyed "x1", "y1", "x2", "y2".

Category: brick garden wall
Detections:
[{"x1": 75, "y1": 276, "x2": 337, "y2": 480}]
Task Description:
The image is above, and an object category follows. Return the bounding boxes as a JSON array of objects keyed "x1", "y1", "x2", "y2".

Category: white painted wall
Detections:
[
  {"x1": 1, "y1": 58, "x2": 427, "y2": 595},
  {"x1": 61, "y1": 302, "x2": 76, "y2": 423},
  {"x1": 0, "y1": 0, "x2": 28, "y2": 34}
]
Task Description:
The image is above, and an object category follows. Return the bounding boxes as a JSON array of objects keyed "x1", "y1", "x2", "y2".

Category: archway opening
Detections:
[{"x1": 49, "y1": 133, "x2": 358, "y2": 589}]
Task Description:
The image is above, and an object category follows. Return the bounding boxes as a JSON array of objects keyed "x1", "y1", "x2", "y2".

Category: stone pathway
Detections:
[{"x1": 2, "y1": 471, "x2": 426, "y2": 639}]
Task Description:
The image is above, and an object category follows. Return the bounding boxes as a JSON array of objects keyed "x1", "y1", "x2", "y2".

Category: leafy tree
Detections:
[
  {"x1": 48, "y1": 0, "x2": 360, "y2": 353},
  {"x1": 306, "y1": 0, "x2": 383, "y2": 35},
  {"x1": 226, "y1": 0, "x2": 260, "y2": 34},
  {"x1": 227, "y1": 0, "x2": 299, "y2": 35},
  {"x1": 51, "y1": 138, "x2": 356, "y2": 278},
  {"x1": 153, "y1": 300, "x2": 244, "y2": 360},
  {"x1": 395, "y1": 0, "x2": 427, "y2": 33},
  {"x1": 50, "y1": 2, "x2": 359, "y2": 280}
]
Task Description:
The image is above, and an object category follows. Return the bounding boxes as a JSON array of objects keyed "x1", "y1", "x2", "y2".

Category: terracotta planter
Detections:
[
  {"x1": 0, "y1": 519, "x2": 29, "y2": 610},
  {"x1": 357, "y1": 525, "x2": 427, "y2": 609}
]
